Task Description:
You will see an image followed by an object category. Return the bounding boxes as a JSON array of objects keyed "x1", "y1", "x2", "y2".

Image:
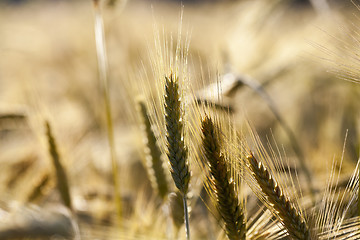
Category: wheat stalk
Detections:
[
  {"x1": 247, "y1": 152, "x2": 311, "y2": 240},
  {"x1": 201, "y1": 115, "x2": 246, "y2": 240},
  {"x1": 164, "y1": 73, "x2": 191, "y2": 239},
  {"x1": 93, "y1": 0, "x2": 122, "y2": 221}
]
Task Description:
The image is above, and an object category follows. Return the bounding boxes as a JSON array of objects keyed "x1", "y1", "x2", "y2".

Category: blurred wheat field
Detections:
[{"x1": 0, "y1": 0, "x2": 359, "y2": 239}]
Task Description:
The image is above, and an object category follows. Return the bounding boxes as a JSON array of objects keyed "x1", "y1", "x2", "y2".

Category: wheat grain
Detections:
[
  {"x1": 201, "y1": 115, "x2": 246, "y2": 240},
  {"x1": 247, "y1": 153, "x2": 308, "y2": 238},
  {"x1": 247, "y1": 153, "x2": 311, "y2": 240},
  {"x1": 164, "y1": 73, "x2": 190, "y2": 195},
  {"x1": 164, "y1": 73, "x2": 191, "y2": 239}
]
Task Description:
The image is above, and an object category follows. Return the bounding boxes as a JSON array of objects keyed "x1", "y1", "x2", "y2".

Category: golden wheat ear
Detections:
[
  {"x1": 201, "y1": 115, "x2": 246, "y2": 240},
  {"x1": 45, "y1": 121, "x2": 72, "y2": 211},
  {"x1": 247, "y1": 153, "x2": 311, "y2": 240},
  {"x1": 164, "y1": 73, "x2": 191, "y2": 239},
  {"x1": 138, "y1": 98, "x2": 170, "y2": 200},
  {"x1": 165, "y1": 73, "x2": 191, "y2": 196}
]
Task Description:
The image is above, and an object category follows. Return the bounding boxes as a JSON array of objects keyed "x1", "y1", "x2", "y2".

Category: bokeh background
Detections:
[{"x1": 0, "y1": 0, "x2": 359, "y2": 239}]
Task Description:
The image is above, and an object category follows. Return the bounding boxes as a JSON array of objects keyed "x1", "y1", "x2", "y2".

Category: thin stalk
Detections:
[
  {"x1": 93, "y1": 0, "x2": 122, "y2": 222},
  {"x1": 183, "y1": 196, "x2": 190, "y2": 240}
]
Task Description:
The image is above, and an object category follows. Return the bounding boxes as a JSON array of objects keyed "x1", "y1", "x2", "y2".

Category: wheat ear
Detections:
[
  {"x1": 169, "y1": 191, "x2": 185, "y2": 231},
  {"x1": 46, "y1": 121, "x2": 72, "y2": 211},
  {"x1": 201, "y1": 116, "x2": 246, "y2": 240},
  {"x1": 138, "y1": 99, "x2": 169, "y2": 200},
  {"x1": 247, "y1": 153, "x2": 311, "y2": 240},
  {"x1": 27, "y1": 172, "x2": 51, "y2": 202},
  {"x1": 164, "y1": 73, "x2": 191, "y2": 239}
]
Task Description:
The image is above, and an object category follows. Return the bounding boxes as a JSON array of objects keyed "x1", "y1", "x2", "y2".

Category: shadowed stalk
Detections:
[
  {"x1": 138, "y1": 99, "x2": 169, "y2": 200},
  {"x1": 164, "y1": 73, "x2": 191, "y2": 239},
  {"x1": 169, "y1": 191, "x2": 185, "y2": 232},
  {"x1": 93, "y1": 0, "x2": 122, "y2": 221},
  {"x1": 247, "y1": 153, "x2": 311, "y2": 240},
  {"x1": 45, "y1": 121, "x2": 72, "y2": 211},
  {"x1": 201, "y1": 116, "x2": 246, "y2": 240}
]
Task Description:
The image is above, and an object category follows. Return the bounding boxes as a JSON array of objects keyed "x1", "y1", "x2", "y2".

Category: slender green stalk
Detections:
[
  {"x1": 164, "y1": 73, "x2": 191, "y2": 239},
  {"x1": 201, "y1": 116, "x2": 246, "y2": 240},
  {"x1": 93, "y1": 0, "x2": 121, "y2": 221}
]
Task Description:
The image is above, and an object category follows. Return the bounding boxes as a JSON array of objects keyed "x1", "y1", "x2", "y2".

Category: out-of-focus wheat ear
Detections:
[
  {"x1": 247, "y1": 153, "x2": 311, "y2": 240},
  {"x1": 169, "y1": 191, "x2": 185, "y2": 231},
  {"x1": 164, "y1": 73, "x2": 191, "y2": 239},
  {"x1": 46, "y1": 121, "x2": 72, "y2": 211},
  {"x1": 6, "y1": 157, "x2": 35, "y2": 189},
  {"x1": 27, "y1": 172, "x2": 52, "y2": 203},
  {"x1": 201, "y1": 116, "x2": 246, "y2": 240},
  {"x1": 138, "y1": 99, "x2": 169, "y2": 200}
]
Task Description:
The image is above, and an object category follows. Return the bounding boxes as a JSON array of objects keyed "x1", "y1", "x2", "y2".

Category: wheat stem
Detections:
[
  {"x1": 93, "y1": 0, "x2": 122, "y2": 221},
  {"x1": 183, "y1": 196, "x2": 190, "y2": 240}
]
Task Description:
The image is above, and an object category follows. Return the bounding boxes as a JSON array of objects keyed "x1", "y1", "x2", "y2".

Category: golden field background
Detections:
[{"x1": 0, "y1": 0, "x2": 359, "y2": 239}]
